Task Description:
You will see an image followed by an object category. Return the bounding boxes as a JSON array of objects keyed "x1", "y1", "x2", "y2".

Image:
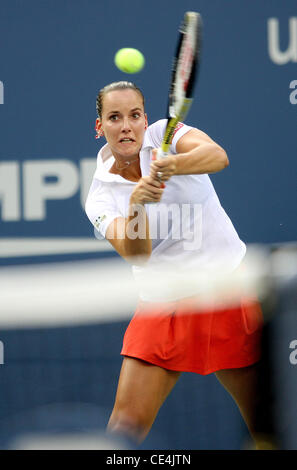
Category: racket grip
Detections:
[{"x1": 156, "y1": 148, "x2": 169, "y2": 160}]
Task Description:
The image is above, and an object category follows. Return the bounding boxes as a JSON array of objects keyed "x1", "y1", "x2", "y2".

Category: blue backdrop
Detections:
[
  {"x1": 0, "y1": 0, "x2": 296, "y2": 450},
  {"x1": 0, "y1": 0, "x2": 296, "y2": 248}
]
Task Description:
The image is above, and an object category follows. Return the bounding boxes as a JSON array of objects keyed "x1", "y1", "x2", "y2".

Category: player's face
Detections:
[{"x1": 98, "y1": 89, "x2": 147, "y2": 161}]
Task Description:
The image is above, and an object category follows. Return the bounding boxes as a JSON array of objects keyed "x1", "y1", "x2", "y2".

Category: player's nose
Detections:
[{"x1": 121, "y1": 117, "x2": 131, "y2": 132}]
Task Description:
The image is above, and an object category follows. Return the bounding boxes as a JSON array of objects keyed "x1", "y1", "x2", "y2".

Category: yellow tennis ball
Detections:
[{"x1": 114, "y1": 48, "x2": 145, "y2": 74}]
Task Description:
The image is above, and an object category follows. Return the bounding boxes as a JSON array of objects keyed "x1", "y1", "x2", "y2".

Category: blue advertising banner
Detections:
[
  {"x1": 0, "y1": 0, "x2": 296, "y2": 263},
  {"x1": 0, "y1": 2, "x2": 296, "y2": 450}
]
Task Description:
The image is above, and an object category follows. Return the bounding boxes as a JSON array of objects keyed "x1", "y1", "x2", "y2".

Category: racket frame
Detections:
[{"x1": 158, "y1": 11, "x2": 202, "y2": 158}]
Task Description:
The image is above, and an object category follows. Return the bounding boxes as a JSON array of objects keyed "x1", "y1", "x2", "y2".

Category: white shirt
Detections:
[{"x1": 85, "y1": 119, "x2": 246, "y2": 301}]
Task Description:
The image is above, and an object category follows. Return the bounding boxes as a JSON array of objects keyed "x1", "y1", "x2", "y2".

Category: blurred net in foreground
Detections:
[{"x1": 0, "y1": 243, "x2": 296, "y2": 449}]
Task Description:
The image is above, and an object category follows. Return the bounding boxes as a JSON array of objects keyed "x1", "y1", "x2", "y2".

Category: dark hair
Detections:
[{"x1": 96, "y1": 81, "x2": 145, "y2": 118}]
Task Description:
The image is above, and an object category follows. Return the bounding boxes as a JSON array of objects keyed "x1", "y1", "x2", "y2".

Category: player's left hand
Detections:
[{"x1": 150, "y1": 149, "x2": 177, "y2": 182}]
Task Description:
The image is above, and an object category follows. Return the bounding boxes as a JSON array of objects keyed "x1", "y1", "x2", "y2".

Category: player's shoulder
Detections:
[
  {"x1": 144, "y1": 119, "x2": 194, "y2": 149},
  {"x1": 147, "y1": 119, "x2": 167, "y2": 134},
  {"x1": 148, "y1": 119, "x2": 167, "y2": 128},
  {"x1": 143, "y1": 119, "x2": 167, "y2": 148},
  {"x1": 147, "y1": 119, "x2": 193, "y2": 136}
]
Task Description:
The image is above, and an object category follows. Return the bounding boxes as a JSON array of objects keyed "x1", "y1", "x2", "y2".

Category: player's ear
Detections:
[
  {"x1": 95, "y1": 118, "x2": 104, "y2": 139},
  {"x1": 144, "y1": 114, "x2": 148, "y2": 130}
]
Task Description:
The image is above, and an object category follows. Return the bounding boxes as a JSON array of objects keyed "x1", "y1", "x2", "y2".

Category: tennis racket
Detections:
[{"x1": 156, "y1": 11, "x2": 202, "y2": 162}]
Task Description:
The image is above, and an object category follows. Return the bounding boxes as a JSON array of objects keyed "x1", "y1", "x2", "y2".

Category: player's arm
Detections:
[
  {"x1": 105, "y1": 209, "x2": 151, "y2": 265},
  {"x1": 105, "y1": 176, "x2": 164, "y2": 265},
  {"x1": 174, "y1": 128, "x2": 229, "y2": 174},
  {"x1": 150, "y1": 128, "x2": 229, "y2": 179}
]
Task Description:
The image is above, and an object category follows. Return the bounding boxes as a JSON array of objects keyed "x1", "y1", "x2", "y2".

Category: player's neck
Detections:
[{"x1": 110, "y1": 158, "x2": 141, "y2": 182}]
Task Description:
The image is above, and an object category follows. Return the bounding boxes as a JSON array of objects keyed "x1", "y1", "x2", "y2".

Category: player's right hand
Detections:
[{"x1": 130, "y1": 176, "x2": 165, "y2": 205}]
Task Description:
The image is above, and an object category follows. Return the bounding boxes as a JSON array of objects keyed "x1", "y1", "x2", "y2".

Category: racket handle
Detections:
[{"x1": 156, "y1": 148, "x2": 169, "y2": 159}]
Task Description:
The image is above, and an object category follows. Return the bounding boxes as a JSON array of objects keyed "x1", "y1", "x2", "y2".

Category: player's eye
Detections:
[
  {"x1": 132, "y1": 112, "x2": 141, "y2": 119},
  {"x1": 109, "y1": 114, "x2": 119, "y2": 121}
]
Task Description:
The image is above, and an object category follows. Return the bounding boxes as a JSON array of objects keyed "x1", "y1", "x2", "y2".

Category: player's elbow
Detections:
[{"x1": 216, "y1": 146, "x2": 229, "y2": 170}]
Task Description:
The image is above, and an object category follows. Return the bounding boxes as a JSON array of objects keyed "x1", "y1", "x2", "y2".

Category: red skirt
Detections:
[{"x1": 121, "y1": 297, "x2": 263, "y2": 375}]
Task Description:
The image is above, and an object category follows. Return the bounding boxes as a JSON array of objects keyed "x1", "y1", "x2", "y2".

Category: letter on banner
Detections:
[
  {"x1": 0, "y1": 162, "x2": 20, "y2": 221},
  {"x1": 268, "y1": 17, "x2": 297, "y2": 65},
  {"x1": 80, "y1": 158, "x2": 96, "y2": 208},
  {"x1": 289, "y1": 80, "x2": 297, "y2": 104},
  {"x1": 23, "y1": 160, "x2": 79, "y2": 220},
  {"x1": 0, "y1": 81, "x2": 3, "y2": 104}
]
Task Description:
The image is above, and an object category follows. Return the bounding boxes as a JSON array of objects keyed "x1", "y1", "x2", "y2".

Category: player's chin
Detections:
[{"x1": 118, "y1": 142, "x2": 141, "y2": 156}]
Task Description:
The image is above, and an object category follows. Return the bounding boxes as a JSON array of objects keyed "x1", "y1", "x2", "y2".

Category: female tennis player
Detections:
[{"x1": 85, "y1": 81, "x2": 269, "y2": 449}]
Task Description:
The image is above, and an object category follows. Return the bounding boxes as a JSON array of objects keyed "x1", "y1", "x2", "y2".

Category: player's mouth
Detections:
[{"x1": 119, "y1": 138, "x2": 135, "y2": 143}]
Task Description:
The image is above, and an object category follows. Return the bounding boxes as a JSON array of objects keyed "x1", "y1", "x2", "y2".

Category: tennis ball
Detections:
[{"x1": 114, "y1": 48, "x2": 145, "y2": 74}]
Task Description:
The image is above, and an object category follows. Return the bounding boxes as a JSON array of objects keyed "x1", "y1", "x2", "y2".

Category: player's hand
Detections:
[
  {"x1": 130, "y1": 175, "x2": 165, "y2": 205},
  {"x1": 149, "y1": 149, "x2": 177, "y2": 182}
]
